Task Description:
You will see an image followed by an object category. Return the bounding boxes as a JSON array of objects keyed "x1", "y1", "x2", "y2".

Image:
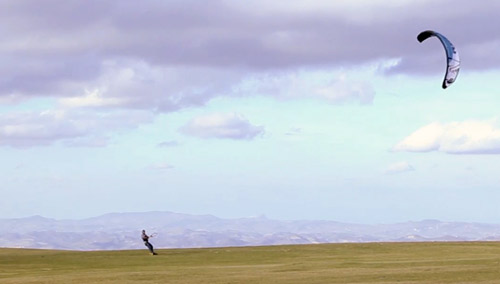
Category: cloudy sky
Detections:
[{"x1": 2, "y1": 0, "x2": 500, "y2": 224}]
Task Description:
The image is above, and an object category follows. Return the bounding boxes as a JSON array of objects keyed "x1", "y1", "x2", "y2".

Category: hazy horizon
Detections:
[
  {"x1": 5, "y1": 210, "x2": 500, "y2": 226},
  {"x1": 2, "y1": 1, "x2": 500, "y2": 224}
]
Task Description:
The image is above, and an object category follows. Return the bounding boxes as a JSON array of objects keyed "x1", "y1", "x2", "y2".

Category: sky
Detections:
[{"x1": 2, "y1": 0, "x2": 500, "y2": 224}]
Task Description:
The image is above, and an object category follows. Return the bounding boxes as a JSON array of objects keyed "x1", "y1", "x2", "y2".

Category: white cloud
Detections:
[
  {"x1": 0, "y1": 109, "x2": 153, "y2": 147},
  {"x1": 314, "y1": 75, "x2": 374, "y2": 104},
  {"x1": 158, "y1": 140, "x2": 180, "y2": 148},
  {"x1": 180, "y1": 112, "x2": 264, "y2": 140},
  {"x1": 149, "y1": 162, "x2": 175, "y2": 171},
  {"x1": 384, "y1": 161, "x2": 415, "y2": 175},
  {"x1": 238, "y1": 69, "x2": 375, "y2": 104},
  {"x1": 57, "y1": 59, "x2": 242, "y2": 112},
  {"x1": 285, "y1": 127, "x2": 303, "y2": 136},
  {"x1": 393, "y1": 120, "x2": 500, "y2": 154},
  {"x1": 59, "y1": 88, "x2": 127, "y2": 108}
]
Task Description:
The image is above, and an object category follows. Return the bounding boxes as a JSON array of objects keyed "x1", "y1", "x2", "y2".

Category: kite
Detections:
[{"x1": 417, "y1": 30, "x2": 460, "y2": 89}]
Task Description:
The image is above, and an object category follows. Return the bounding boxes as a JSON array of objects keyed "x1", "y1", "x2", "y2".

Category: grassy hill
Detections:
[{"x1": 1, "y1": 242, "x2": 500, "y2": 283}]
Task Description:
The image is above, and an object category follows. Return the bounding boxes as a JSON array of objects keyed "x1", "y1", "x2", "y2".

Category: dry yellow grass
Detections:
[{"x1": 1, "y1": 242, "x2": 500, "y2": 283}]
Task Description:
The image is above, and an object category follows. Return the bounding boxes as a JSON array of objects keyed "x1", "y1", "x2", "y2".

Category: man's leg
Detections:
[
  {"x1": 148, "y1": 242, "x2": 156, "y2": 255},
  {"x1": 145, "y1": 242, "x2": 154, "y2": 253}
]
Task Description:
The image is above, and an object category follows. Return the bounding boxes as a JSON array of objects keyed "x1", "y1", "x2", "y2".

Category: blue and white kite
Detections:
[{"x1": 417, "y1": 30, "x2": 460, "y2": 89}]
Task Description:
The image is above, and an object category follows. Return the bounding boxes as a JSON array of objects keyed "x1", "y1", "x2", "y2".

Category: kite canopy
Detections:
[{"x1": 417, "y1": 30, "x2": 460, "y2": 89}]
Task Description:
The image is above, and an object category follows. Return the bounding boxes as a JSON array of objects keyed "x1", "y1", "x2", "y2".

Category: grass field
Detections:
[{"x1": 1, "y1": 242, "x2": 500, "y2": 283}]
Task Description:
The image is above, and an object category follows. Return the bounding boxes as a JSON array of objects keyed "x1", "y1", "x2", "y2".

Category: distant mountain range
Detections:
[{"x1": 1, "y1": 211, "x2": 500, "y2": 250}]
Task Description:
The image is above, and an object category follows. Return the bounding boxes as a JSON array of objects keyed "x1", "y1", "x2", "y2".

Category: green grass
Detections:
[{"x1": 1, "y1": 242, "x2": 500, "y2": 283}]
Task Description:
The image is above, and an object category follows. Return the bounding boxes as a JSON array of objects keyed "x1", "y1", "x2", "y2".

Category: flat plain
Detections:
[{"x1": 1, "y1": 242, "x2": 500, "y2": 283}]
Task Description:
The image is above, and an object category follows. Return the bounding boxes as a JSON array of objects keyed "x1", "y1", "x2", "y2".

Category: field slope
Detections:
[{"x1": 1, "y1": 242, "x2": 500, "y2": 283}]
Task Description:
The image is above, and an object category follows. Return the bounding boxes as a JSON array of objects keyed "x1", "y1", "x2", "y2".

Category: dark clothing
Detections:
[
  {"x1": 144, "y1": 240, "x2": 155, "y2": 253},
  {"x1": 141, "y1": 231, "x2": 156, "y2": 254}
]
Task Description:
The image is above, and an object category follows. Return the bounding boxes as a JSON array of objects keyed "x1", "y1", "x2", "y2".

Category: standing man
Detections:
[{"x1": 141, "y1": 230, "x2": 158, "y2": 255}]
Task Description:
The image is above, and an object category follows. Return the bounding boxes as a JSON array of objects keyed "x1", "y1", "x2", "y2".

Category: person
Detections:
[{"x1": 141, "y1": 230, "x2": 157, "y2": 255}]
